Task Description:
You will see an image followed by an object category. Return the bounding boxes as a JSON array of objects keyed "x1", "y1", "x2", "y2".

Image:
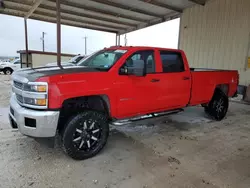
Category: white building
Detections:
[
  {"x1": 17, "y1": 50, "x2": 75, "y2": 68},
  {"x1": 179, "y1": 0, "x2": 250, "y2": 87}
]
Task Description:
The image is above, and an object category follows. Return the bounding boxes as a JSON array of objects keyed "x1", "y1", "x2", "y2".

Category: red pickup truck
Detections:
[{"x1": 9, "y1": 46, "x2": 238, "y2": 160}]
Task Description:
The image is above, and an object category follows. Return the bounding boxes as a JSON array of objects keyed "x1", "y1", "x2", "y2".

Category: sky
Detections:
[{"x1": 0, "y1": 14, "x2": 180, "y2": 56}]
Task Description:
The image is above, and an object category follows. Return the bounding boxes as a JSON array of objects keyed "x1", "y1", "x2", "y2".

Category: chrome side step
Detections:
[{"x1": 112, "y1": 109, "x2": 183, "y2": 126}]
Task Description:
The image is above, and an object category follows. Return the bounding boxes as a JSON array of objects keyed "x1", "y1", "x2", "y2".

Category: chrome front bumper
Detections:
[{"x1": 9, "y1": 94, "x2": 60, "y2": 138}]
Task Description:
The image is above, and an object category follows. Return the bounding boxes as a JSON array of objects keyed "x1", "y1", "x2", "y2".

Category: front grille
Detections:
[
  {"x1": 16, "y1": 93, "x2": 24, "y2": 104},
  {"x1": 14, "y1": 81, "x2": 23, "y2": 90}
]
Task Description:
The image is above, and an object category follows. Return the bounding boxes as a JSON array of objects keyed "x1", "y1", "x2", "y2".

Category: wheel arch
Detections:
[
  {"x1": 57, "y1": 95, "x2": 111, "y2": 133},
  {"x1": 202, "y1": 84, "x2": 229, "y2": 107},
  {"x1": 204, "y1": 85, "x2": 229, "y2": 121},
  {"x1": 3, "y1": 67, "x2": 13, "y2": 71},
  {"x1": 215, "y1": 84, "x2": 229, "y2": 96}
]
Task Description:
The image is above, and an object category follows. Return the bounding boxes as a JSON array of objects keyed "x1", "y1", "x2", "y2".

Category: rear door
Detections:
[{"x1": 155, "y1": 50, "x2": 191, "y2": 110}]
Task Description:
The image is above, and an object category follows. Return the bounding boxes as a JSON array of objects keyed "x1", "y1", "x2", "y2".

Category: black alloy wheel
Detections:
[
  {"x1": 204, "y1": 89, "x2": 229, "y2": 121},
  {"x1": 62, "y1": 111, "x2": 109, "y2": 160}
]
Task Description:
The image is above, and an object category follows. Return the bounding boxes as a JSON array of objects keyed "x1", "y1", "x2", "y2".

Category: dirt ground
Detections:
[{"x1": 0, "y1": 74, "x2": 249, "y2": 188}]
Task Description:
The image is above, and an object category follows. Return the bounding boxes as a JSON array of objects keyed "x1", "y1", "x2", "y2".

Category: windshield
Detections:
[
  {"x1": 69, "y1": 55, "x2": 84, "y2": 64},
  {"x1": 11, "y1": 59, "x2": 20, "y2": 64},
  {"x1": 77, "y1": 49, "x2": 127, "y2": 69}
]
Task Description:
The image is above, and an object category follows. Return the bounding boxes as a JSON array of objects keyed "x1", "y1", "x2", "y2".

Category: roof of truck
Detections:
[{"x1": 107, "y1": 45, "x2": 183, "y2": 52}]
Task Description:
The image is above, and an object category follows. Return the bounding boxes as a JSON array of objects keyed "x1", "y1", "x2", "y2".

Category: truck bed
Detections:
[{"x1": 189, "y1": 68, "x2": 238, "y2": 106}]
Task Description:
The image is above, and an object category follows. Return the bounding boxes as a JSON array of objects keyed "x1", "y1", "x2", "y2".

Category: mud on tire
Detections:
[{"x1": 62, "y1": 111, "x2": 109, "y2": 160}]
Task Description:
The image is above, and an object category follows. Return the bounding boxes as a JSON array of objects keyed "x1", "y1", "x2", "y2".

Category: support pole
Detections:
[
  {"x1": 118, "y1": 35, "x2": 120, "y2": 46},
  {"x1": 42, "y1": 32, "x2": 45, "y2": 52},
  {"x1": 24, "y1": 18, "x2": 29, "y2": 68},
  {"x1": 124, "y1": 34, "x2": 127, "y2": 46},
  {"x1": 84, "y1": 36, "x2": 87, "y2": 55},
  {"x1": 56, "y1": 0, "x2": 61, "y2": 66},
  {"x1": 177, "y1": 16, "x2": 182, "y2": 49},
  {"x1": 115, "y1": 33, "x2": 118, "y2": 45}
]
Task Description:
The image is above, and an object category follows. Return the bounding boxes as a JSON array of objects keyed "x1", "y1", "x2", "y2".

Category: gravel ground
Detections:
[{"x1": 0, "y1": 74, "x2": 250, "y2": 188}]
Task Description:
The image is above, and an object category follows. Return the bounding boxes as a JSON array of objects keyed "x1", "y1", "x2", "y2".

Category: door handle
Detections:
[
  {"x1": 183, "y1": 76, "x2": 190, "y2": 80},
  {"x1": 151, "y1": 79, "x2": 160, "y2": 82}
]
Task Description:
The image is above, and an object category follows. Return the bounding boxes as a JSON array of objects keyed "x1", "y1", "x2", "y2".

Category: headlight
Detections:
[
  {"x1": 21, "y1": 82, "x2": 48, "y2": 109},
  {"x1": 23, "y1": 82, "x2": 47, "y2": 92}
]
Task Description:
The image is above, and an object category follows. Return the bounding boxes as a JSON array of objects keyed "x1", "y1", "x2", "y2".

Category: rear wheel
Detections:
[
  {"x1": 204, "y1": 89, "x2": 229, "y2": 121},
  {"x1": 62, "y1": 111, "x2": 109, "y2": 160},
  {"x1": 3, "y1": 68, "x2": 13, "y2": 75}
]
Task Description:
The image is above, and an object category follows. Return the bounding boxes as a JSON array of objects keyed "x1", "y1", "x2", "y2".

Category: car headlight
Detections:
[
  {"x1": 22, "y1": 82, "x2": 48, "y2": 108},
  {"x1": 23, "y1": 82, "x2": 47, "y2": 92}
]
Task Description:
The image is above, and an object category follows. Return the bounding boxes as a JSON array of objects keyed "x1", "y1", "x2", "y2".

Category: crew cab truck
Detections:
[
  {"x1": 0, "y1": 58, "x2": 20, "y2": 75},
  {"x1": 9, "y1": 46, "x2": 238, "y2": 160}
]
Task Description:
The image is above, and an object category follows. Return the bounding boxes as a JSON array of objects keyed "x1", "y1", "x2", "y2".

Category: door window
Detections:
[
  {"x1": 121, "y1": 50, "x2": 155, "y2": 73},
  {"x1": 160, "y1": 51, "x2": 184, "y2": 73},
  {"x1": 146, "y1": 54, "x2": 155, "y2": 73}
]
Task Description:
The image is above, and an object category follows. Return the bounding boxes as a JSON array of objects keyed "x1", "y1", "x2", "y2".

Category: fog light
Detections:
[
  {"x1": 25, "y1": 117, "x2": 36, "y2": 128},
  {"x1": 23, "y1": 97, "x2": 47, "y2": 106}
]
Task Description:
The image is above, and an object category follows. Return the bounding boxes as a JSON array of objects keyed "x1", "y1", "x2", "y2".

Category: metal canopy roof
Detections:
[{"x1": 0, "y1": 0, "x2": 206, "y2": 34}]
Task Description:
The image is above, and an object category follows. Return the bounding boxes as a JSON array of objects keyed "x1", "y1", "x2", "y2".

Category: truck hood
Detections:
[{"x1": 12, "y1": 66, "x2": 106, "y2": 82}]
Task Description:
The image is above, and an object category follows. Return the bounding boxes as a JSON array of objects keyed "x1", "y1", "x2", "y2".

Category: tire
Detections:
[
  {"x1": 204, "y1": 89, "x2": 229, "y2": 121},
  {"x1": 204, "y1": 106, "x2": 210, "y2": 114},
  {"x1": 62, "y1": 111, "x2": 109, "y2": 160},
  {"x1": 3, "y1": 68, "x2": 13, "y2": 75}
]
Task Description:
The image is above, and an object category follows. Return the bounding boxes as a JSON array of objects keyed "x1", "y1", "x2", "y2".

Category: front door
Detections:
[{"x1": 114, "y1": 50, "x2": 162, "y2": 118}]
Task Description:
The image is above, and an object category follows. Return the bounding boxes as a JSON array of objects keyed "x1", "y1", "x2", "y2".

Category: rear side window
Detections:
[{"x1": 160, "y1": 51, "x2": 184, "y2": 73}]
